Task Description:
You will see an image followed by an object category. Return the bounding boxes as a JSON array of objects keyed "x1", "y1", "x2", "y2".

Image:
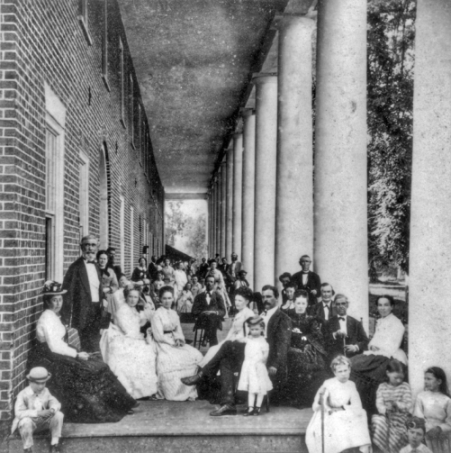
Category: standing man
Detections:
[
  {"x1": 325, "y1": 294, "x2": 369, "y2": 360},
  {"x1": 290, "y1": 255, "x2": 321, "y2": 306},
  {"x1": 192, "y1": 275, "x2": 226, "y2": 346},
  {"x1": 310, "y1": 283, "x2": 337, "y2": 322},
  {"x1": 62, "y1": 235, "x2": 108, "y2": 352},
  {"x1": 197, "y1": 258, "x2": 209, "y2": 280},
  {"x1": 227, "y1": 253, "x2": 242, "y2": 284},
  {"x1": 148, "y1": 255, "x2": 159, "y2": 281}
]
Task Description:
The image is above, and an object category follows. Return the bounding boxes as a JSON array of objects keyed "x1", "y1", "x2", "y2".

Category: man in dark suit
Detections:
[
  {"x1": 290, "y1": 255, "x2": 321, "y2": 306},
  {"x1": 192, "y1": 275, "x2": 226, "y2": 346},
  {"x1": 226, "y1": 253, "x2": 242, "y2": 283},
  {"x1": 182, "y1": 285, "x2": 291, "y2": 416},
  {"x1": 197, "y1": 258, "x2": 209, "y2": 280},
  {"x1": 310, "y1": 283, "x2": 337, "y2": 322},
  {"x1": 325, "y1": 294, "x2": 369, "y2": 360},
  {"x1": 61, "y1": 235, "x2": 109, "y2": 352},
  {"x1": 147, "y1": 255, "x2": 159, "y2": 280}
]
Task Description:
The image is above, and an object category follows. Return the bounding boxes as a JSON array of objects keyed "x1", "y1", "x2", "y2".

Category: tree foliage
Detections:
[
  {"x1": 367, "y1": 0, "x2": 416, "y2": 276},
  {"x1": 164, "y1": 201, "x2": 185, "y2": 247}
]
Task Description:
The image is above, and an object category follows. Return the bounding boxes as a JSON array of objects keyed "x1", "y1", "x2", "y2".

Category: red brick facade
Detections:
[{"x1": 0, "y1": 0, "x2": 164, "y2": 423}]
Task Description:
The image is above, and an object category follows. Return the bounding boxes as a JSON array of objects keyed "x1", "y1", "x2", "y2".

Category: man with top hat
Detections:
[
  {"x1": 12, "y1": 367, "x2": 63, "y2": 453},
  {"x1": 61, "y1": 234, "x2": 109, "y2": 352}
]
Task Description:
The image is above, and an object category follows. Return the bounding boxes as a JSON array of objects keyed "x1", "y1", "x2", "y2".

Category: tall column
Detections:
[
  {"x1": 253, "y1": 75, "x2": 278, "y2": 291},
  {"x1": 220, "y1": 161, "x2": 227, "y2": 256},
  {"x1": 217, "y1": 168, "x2": 223, "y2": 258},
  {"x1": 275, "y1": 16, "x2": 315, "y2": 283},
  {"x1": 208, "y1": 194, "x2": 212, "y2": 257},
  {"x1": 241, "y1": 109, "x2": 256, "y2": 287},
  {"x1": 211, "y1": 184, "x2": 216, "y2": 257},
  {"x1": 232, "y1": 133, "x2": 243, "y2": 256},
  {"x1": 215, "y1": 177, "x2": 221, "y2": 255},
  {"x1": 226, "y1": 145, "x2": 234, "y2": 258},
  {"x1": 314, "y1": 0, "x2": 368, "y2": 328},
  {"x1": 409, "y1": 0, "x2": 451, "y2": 394}
]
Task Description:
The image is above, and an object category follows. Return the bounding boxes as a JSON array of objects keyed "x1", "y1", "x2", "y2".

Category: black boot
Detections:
[{"x1": 243, "y1": 407, "x2": 255, "y2": 416}]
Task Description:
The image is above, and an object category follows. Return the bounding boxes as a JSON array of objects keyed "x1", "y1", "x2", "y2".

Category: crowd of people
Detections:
[{"x1": 12, "y1": 236, "x2": 451, "y2": 453}]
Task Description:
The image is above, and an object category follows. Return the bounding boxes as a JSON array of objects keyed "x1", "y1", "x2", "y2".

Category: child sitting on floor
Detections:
[
  {"x1": 306, "y1": 355, "x2": 371, "y2": 453},
  {"x1": 11, "y1": 367, "x2": 64, "y2": 453},
  {"x1": 372, "y1": 359, "x2": 413, "y2": 453},
  {"x1": 414, "y1": 367, "x2": 451, "y2": 453},
  {"x1": 399, "y1": 417, "x2": 433, "y2": 453},
  {"x1": 237, "y1": 316, "x2": 272, "y2": 416}
]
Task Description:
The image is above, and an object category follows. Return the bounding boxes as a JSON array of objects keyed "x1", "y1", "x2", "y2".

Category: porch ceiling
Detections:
[{"x1": 118, "y1": 0, "x2": 290, "y2": 194}]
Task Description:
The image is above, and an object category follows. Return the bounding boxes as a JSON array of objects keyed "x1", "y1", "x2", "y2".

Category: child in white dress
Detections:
[
  {"x1": 306, "y1": 355, "x2": 371, "y2": 453},
  {"x1": 237, "y1": 316, "x2": 273, "y2": 416}
]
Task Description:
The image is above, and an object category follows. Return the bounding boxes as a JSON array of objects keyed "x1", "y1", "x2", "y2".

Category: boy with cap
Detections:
[
  {"x1": 399, "y1": 417, "x2": 433, "y2": 453},
  {"x1": 12, "y1": 367, "x2": 63, "y2": 452}
]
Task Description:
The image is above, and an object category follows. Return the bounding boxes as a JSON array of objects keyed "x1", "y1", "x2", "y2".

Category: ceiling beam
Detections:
[{"x1": 165, "y1": 193, "x2": 207, "y2": 200}]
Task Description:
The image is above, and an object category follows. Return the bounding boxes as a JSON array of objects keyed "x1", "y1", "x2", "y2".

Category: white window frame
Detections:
[
  {"x1": 79, "y1": 151, "x2": 90, "y2": 238},
  {"x1": 130, "y1": 206, "x2": 134, "y2": 271},
  {"x1": 45, "y1": 83, "x2": 66, "y2": 282},
  {"x1": 120, "y1": 195, "x2": 125, "y2": 270}
]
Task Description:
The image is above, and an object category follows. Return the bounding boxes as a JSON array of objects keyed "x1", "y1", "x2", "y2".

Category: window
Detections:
[
  {"x1": 79, "y1": 151, "x2": 90, "y2": 237},
  {"x1": 78, "y1": 0, "x2": 92, "y2": 45},
  {"x1": 120, "y1": 196, "x2": 125, "y2": 270},
  {"x1": 102, "y1": 0, "x2": 110, "y2": 91},
  {"x1": 130, "y1": 206, "x2": 134, "y2": 270},
  {"x1": 119, "y1": 38, "x2": 125, "y2": 128},
  {"x1": 44, "y1": 84, "x2": 66, "y2": 282},
  {"x1": 130, "y1": 75, "x2": 134, "y2": 147}
]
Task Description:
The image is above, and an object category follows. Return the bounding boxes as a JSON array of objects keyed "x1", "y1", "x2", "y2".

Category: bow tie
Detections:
[
  {"x1": 338, "y1": 317, "x2": 345, "y2": 321},
  {"x1": 86, "y1": 260, "x2": 96, "y2": 264},
  {"x1": 323, "y1": 304, "x2": 330, "y2": 310}
]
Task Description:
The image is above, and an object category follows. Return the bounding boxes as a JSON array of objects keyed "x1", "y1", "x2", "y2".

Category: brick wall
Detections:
[{"x1": 0, "y1": 0, "x2": 165, "y2": 424}]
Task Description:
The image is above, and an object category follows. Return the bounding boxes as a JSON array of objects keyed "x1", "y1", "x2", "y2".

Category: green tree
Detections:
[{"x1": 367, "y1": 0, "x2": 416, "y2": 277}]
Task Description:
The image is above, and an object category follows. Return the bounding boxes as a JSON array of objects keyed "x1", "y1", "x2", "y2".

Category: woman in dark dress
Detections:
[
  {"x1": 130, "y1": 257, "x2": 150, "y2": 284},
  {"x1": 285, "y1": 290, "x2": 328, "y2": 408},
  {"x1": 28, "y1": 281, "x2": 137, "y2": 423}
]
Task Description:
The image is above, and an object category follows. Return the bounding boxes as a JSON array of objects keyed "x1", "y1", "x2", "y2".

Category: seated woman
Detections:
[
  {"x1": 177, "y1": 282, "x2": 194, "y2": 313},
  {"x1": 100, "y1": 288, "x2": 158, "y2": 400},
  {"x1": 306, "y1": 355, "x2": 371, "y2": 453},
  {"x1": 280, "y1": 283, "x2": 296, "y2": 314},
  {"x1": 28, "y1": 281, "x2": 137, "y2": 423},
  {"x1": 150, "y1": 270, "x2": 165, "y2": 307},
  {"x1": 173, "y1": 262, "x2": 188, "y2": 302},
  {"x1": 130, "y1": 257, "x2": 150, "y2": 285},
  {"x1": 285, "y1": 290, "x2": 328, "y2": 407},
  {"x1": 199, "y1": 286, "x2": 255, "y2": 368},
  {"x1": 97, "y1": 249, "x2": 119, "y2": 316},
  {"x1": 351, "y1": 295, "x2": 407, "y2": 415},
  {"x1": 151, "y1": 286, "x2": 203, "y2": 401},
  {"x1": 414, "y1": 367, "x2": 451, "y2": 453}
]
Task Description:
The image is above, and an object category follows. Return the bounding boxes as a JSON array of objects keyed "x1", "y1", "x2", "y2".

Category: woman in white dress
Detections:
[
  {"x1": 351, "y1": 295, "x2": 407, "y2": 415},
  {"x1": 100, "y1": 288, "x2": 158, "y2": 400},
  {"x1": 306, "y1": 355, "x2": 371, "y2": 453},
  {"x1": 177, "y1": 283, "x2": 194, "y2": 313},
  {"x1": 199, "y1": 286, "x2": 254, "y2": 367},
  {"x1": 151, "y1": 286, "x2": 203, "y2": 401},
  {"x1": 206, "y1": 260, "x2": 231, "y2": 315},
  {"x1": 173, "y1": 262, "x2": 188, "y2": 302}
]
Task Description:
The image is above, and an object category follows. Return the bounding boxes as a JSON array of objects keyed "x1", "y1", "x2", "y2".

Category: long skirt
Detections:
[
  {"x1": 351, "y1": 354, "x2": 390, "y2": 415},
  {"x1": 306, "y1": 406, "x2": 371, "y2": 453},
  {"x1": 372, "y1": 412, "x2": 409, "y2": 453},
  {"x1": 28, "y1": 342, "x2": 136, "y2": 423},
  {"x1": 155, "y1": 338, "x2": 203, "y2": 401},
  {"x1": 285, "y1": 344, "x2": 328, "y2": 407}
]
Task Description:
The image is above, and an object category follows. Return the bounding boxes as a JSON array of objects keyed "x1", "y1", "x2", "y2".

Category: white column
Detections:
[
  {"x1": 211, "y1": 182, "x2": 217, "y2": 256},
  {"x1": 241, "y1": 109, "x2": 256, "y2": 287},
  {"x1": 215, "y1": 177, "x2": 220, "y2": 255},
  {"x1": 314, "y1": 0, "x2": 369, "y2": 328},
  {"x1": 409, "y1": 0, "x2": 451, "y2": 394},
  {"x1": 232, "y1": 133, "x2": 243, "y2": 256},
  {"x1": 275, "y1": 16, "x2": 315, "y2": 281},
  {"x1": 253, "y1": 75, "x2": 278, "y2": 291},
  {"x1": 217, "y1": 168, "x2": 223, "y2": 257},
  {"x1": 226, "y1": 145, "x2": 234, "y2": 258},
  {"x1": 220, "y1": 161, "x2": 227, "y2": 256}
]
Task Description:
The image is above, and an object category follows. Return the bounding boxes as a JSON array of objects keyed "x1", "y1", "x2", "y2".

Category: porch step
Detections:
[{"x1": 7, "y1": 400, "x2": 310, "y2": 453}]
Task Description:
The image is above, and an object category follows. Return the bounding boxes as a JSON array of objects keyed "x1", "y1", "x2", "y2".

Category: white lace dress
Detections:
[
  {"x1": 100, "y1": 303, "x2": 158, "y2": 399},
  {"x1": 151, "y1": 307, "x2": 203, "y2": 401}
]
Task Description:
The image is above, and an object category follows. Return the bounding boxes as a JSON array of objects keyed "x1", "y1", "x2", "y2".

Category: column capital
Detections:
[{"x1": 252, "y1": 73, "x2": 278, "y2": 85}]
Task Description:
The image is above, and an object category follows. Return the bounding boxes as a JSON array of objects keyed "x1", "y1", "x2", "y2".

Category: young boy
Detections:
[
  {"x1": 399, "y1": 417, "x2": 433, "y2": 453},
  {"x1": 12, "y1": 367, "x2": 63, "y2": 453}
]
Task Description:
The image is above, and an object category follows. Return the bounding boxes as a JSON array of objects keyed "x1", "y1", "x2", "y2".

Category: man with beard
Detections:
[
  {"x1": 61, "y1": 235, "x2": 108, "y2": 352},
  {"x1": 182, "y1": 285, "x2": 291, "y2": 416}
]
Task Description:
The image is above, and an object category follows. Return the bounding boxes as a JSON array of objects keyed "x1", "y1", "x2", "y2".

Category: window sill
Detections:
[
  {"x1": 78, "y1": 17, "x2": 93, "y2": 46},
  {"x1": 102, "y1": 74, "x2": 111, "y2": 92}
]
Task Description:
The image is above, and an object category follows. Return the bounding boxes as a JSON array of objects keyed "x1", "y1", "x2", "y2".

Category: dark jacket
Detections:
[
  {"x1": 290, "y1": 270, "x2": 321, "y2": 304},
  {"x1": 310, "y1": 300, "x2": 337, "y2": 322},
  {"x1": 192, "y1": 290, "x2": 226, "y2": 328},
  {"x1": 61, "y1": 257, "x2": 108, "y2": 330},
  {"x1": 325, "y1": 314, "x2": 369, "y2": 359},
  {"x1": 266, "y1": 309, "x2": 292, "y2": 390}
]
